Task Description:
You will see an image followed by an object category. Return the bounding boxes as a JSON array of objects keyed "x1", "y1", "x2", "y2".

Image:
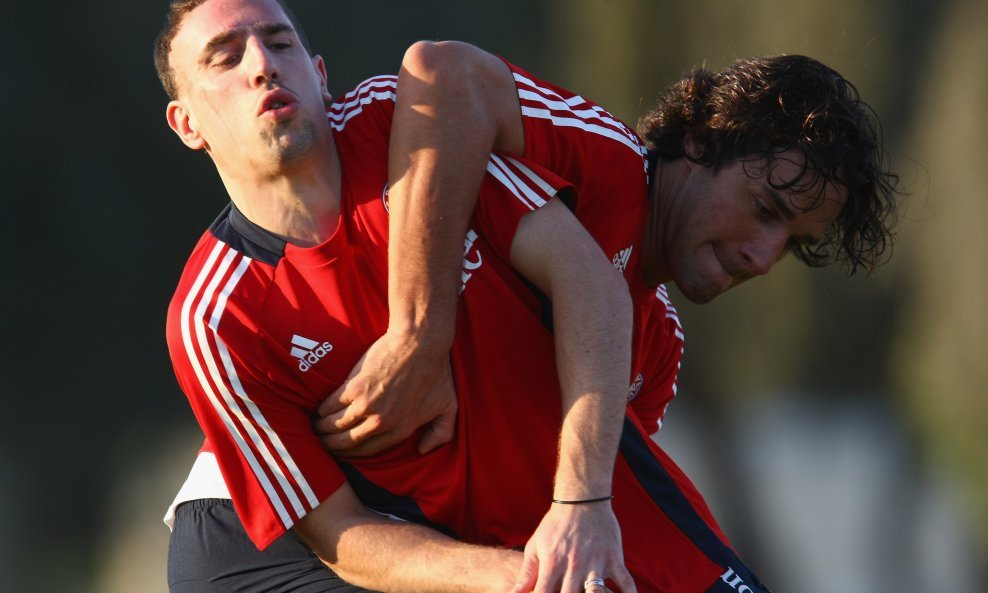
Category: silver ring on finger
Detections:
[{"x1": 584, "y1": 578, "x2": 606, "y2": 590}]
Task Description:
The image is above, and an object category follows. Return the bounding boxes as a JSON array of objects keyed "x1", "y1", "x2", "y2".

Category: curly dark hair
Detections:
[
  {"x1": 154, "y1": 0, "x2": 312, "y2": 100},
  {"x1": 638, "y1": 55, "x2": 900, "y2": 275}
]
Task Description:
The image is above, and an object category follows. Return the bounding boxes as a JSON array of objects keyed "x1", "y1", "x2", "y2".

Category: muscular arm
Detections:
[
  {"x1": 506, "y1": 198, "x2": 637, "y2": 593},
  {"x1": 317, "y1": 41, "x2": 523, "y2": 455},
  {"x1": 318, "y1": 43, "x2": 638, "y2": 590},
  {"x1": 386, "y1": 40, "x2": 524, "y2": 345},
  {"x1": 295, "y1": 483, "x2": 521, "y2": 593}
]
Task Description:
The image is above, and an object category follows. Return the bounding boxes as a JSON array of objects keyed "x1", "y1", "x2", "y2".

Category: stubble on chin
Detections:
[
  {"x1": 675, "y1": 268, "x2": 726, "y2": 305},
  {"x1": 683, "y1": 285, "x2": 717, "y2": 305},
  {"x1": 261, "y1": 117, "x2": 318, "y2": 164}
]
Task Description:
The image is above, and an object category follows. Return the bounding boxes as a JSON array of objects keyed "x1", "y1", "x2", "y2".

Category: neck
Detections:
[
  {"x1": 641, "y1": 157, "x2": 685, "y2": 287},
  {"x1": 216, "y1": 141, "x2": 343, "y2": 247}
]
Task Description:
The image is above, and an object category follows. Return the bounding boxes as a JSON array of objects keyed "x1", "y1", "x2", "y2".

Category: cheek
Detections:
[
  {"x1": 196, "y1": 84, "x2": 231, "y2": 112},
  {"x1": 192, "y1": 90, "x2": 242, "y2": 136}
]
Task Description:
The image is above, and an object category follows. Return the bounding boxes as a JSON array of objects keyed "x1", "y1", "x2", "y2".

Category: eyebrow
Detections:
[
  {"x1": 764, "y1": 187, "x2": 822, "y2": 246},
  {"x1": 198, "y1": 22, "x2": 295, "y2": 65}
]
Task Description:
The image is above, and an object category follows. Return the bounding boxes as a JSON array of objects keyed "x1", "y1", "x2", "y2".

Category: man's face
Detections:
[
  {"x1": 661, "y1": 149, "x2": 846, "y2": 304},
  {"x1": 166, "y1": 0, "x2": 331, "y2": 172}
]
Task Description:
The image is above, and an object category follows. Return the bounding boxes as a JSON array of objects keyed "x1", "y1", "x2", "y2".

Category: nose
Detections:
[
  {"x1": 243, "y1": 37, "x2": 279, "y2": 86},
  {"x1": 740, "y1": 230, "x2": 788, "y2": 277}
]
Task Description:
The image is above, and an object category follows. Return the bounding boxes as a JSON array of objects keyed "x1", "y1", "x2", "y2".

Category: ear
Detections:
[
  {"x1": 312, "y1": 54, "x2": 333, "y2": 104},
  {"x1": 166, "y1": 100, "x2": 207, "y2": 151},
  {"x1": 683, "y1": 133, "x2": 704, "y2": 161}
]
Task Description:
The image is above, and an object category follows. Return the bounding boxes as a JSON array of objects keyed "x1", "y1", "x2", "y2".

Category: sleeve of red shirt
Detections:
[
  {"x1": 166, "y1": 235, "x2": 348, "y2": 550},
  {"x1": 499, "y1": 58, "x2": 651, "y2": 280},
  {"x1": 471, "y1": 153, "x2": 576, "y2": 262},
  {"x1": 329, "y1": 74, "x2": 398, "y2": 134}
]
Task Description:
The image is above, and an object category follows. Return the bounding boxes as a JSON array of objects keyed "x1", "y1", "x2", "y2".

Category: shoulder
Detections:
[
  {"x1": 166, "y1": 205, "x2": 281, "y2": 353},
  {"x1": 328, "y1": 75, "x2": 398, "y2": 133},
  {"x1": 506, "y1": 61, "x2": 647, "y2": 166}
]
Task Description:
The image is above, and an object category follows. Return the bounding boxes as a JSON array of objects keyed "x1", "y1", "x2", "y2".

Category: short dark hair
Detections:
[
  {"x1": 638, "y1": 55, "x2": 900, "y2": 275},
  {"x1": 153, "y1": 0, "x2": 313, "y2": 100}
]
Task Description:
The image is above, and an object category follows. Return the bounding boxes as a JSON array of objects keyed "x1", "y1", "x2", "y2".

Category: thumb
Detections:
[{"x1": 417, "y1": 405, "x2": 457, "y2": 454}]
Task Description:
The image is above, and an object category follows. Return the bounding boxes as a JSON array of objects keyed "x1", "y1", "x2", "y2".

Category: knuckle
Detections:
[{"x1": 362, "y1": 414, "x2": 384, "y2": 432}]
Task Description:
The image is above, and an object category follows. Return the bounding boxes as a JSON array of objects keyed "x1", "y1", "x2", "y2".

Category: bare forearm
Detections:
[
  {"x1": 331, "y1": 519, "x2": 519, "y2": 593},
  {"x1": 387, "y1": 40, "x2": 522, "y2": 345},
  {"x1": 507, "y1": 199, "x2": 633, "y2": 500},
  {"x1": 550, "y1": 254, "x2": 632, "y2": 500},
  {"x1": 506, "y1": 200, "x2": 636, "y2": 592},
  {"x1": 296, "y1": 487, "x2": 520, "y2": 593}
]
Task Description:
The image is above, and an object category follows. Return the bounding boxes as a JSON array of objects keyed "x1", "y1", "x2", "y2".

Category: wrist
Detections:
[
  {"x1": 551, "y1": 494, "x2": 613, "y2": 505},
  {"x1": 386, "y1": 317, "x2": 456, "y2": 356},
  {"x1": 552, "y1": 462, "x2": 615, "y2": 502}
]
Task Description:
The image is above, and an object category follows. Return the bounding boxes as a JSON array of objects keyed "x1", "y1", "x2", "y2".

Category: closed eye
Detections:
[
  {"x1": 754, "y1": 198, "x2": 775, "y2": 220},
  {"x1": 212, "y1": 52, "x2": 241, "y2": 68}
]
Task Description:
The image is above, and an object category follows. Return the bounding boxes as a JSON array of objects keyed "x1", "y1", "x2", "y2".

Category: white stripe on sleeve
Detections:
[{"x1": 180, "y1": 243, "x2": 317, "y2": 531}]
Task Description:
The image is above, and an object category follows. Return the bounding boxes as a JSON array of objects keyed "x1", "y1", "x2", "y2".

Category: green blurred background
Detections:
[{"x1": 5, "y1": 0, "x2": 986, "y2": 591}]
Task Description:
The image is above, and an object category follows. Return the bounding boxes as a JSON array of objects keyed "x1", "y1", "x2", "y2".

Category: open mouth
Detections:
[{"x1": 259, "y1": 89, "x2": 298, "y2": 117}]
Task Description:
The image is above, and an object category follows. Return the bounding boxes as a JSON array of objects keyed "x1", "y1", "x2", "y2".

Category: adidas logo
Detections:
[
  {"x1": 628, "y1": 372, "x2": 644, "y2": 401},
  {"x1": 612, "y1": 246, "x2": 633, "y2": 273},
  {"x1": 290, "y1": 334, "x2": 333, "y2": 373}
]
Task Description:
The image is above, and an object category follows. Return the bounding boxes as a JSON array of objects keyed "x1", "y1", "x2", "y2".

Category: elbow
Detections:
[
  {"x1": 401, "y1": 40, "x2": 486, "y2": 85},
  {"x1": 398, "y1": 40, "x2": 519, "y2": 151},
  {"x1": 293, "y1": 502, "x2": 374, "y2": 587}
]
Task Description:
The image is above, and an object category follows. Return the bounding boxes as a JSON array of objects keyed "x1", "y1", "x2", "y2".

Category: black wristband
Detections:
[{"x1": 551, "y1": 495, "x2": 614, "y2": 505}]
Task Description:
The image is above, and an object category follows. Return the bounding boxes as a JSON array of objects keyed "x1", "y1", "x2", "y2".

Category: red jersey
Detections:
[{"x1": 167, "y1": 65, "x2": 764, "y2": 592}]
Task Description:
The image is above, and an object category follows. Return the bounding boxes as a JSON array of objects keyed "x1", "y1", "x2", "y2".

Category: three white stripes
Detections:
[
  {"x1": 487, "y1": 154, "x2": 554, "y2": 210},
  {"x1": 180, "y1": 242, "x2": 317, "y2": 531},
  {"x1": 513, "y1": 72, "x2": 648, "y2": 165},
  {"x1": 328, "y1": 76, "x2": 397, "y2": 131}
]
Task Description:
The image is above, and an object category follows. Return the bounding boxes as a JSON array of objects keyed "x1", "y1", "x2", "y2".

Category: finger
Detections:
[
  {"x1": 532, "y1": 555, "x2": 561, "y2": 593},
  {"x1": 314, "y1": 405, "x2": 363, "y2": 434},
  {"x1": 510, "y1": 550, "x2": 539, "y2": 593},
  {"x1": 316, "y1": 384, "x2": 351, "y2": 417},
  {"x1": 332, "y1": 416, "x2": 417, "y2": 458},
  {"x1": 559, "y1": 552, "x2": 593, "y2": 593},
  {"x1": 417, "y1": 406, "x2": 457, "y2": 454},
  {"x1": 321, "y1": 430, "x2": 383, "y2": 456},
  {"x1": 312, "y1": 410, "x2": 344, "y2": 435},
  {"x1": 611, "y1": 567, "x2": 637, "y2": 593},
  {"x1": 564, "y1": 567, "x2": 597, "y2": 593},
  {"x1": 319, "y1": 429, "x2": 360, "y2": 452},
  {"x1": 581, "y1": 576, "x2": 608, "y2": 593},
  {"x1": 318, "y1": 419, "x2": 386, "y2": 453},
  {"x1": 332, "y1": 430, "x2": 396, "y2": 458}
]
